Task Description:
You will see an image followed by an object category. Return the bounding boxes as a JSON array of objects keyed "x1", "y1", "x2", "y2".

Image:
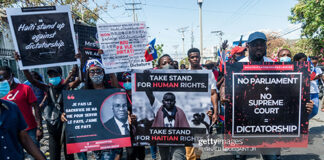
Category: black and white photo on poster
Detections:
[
  {"x1": 131, "y1": 69, "x2": 213, "y2": 146},
  {"x1": 6, "y1": 5, "x2": 79, "y2": 69}
]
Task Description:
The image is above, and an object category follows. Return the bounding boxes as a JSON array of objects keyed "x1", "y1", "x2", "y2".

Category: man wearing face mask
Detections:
[
  {"x1": 277, "y1": 49, "x2": 292, "y2": 62},
  {"x1": 230, "y1": 46, "x2": 247, "y2": 62},
  {"x1": 20, "y1": 66, "x2": 75, "y2": 160},
  {"x1": 0, "y1": 66, "x2": 43, "y2": 158}
]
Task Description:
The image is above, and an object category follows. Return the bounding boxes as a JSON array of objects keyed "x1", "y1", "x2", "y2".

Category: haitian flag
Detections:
[
  {"x1": 308, "y1": 57, "x2": 317, "y2": 80},
  {"x1": 144, "y1": 38, "x2": 158, "y2": 62}
]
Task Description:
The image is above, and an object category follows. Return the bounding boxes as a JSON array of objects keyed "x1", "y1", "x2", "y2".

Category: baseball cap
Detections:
[
  {"x1": 47, "y1": 67, "x2": 62, "y2": 75},
  {"x1": 247, "y1": 32, "x2": 267, "y2": 43}
]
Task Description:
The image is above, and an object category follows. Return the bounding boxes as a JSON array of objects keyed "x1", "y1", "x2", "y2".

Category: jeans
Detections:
[
  {"x1": 159, "y1": 146, "x2": 186, "y2": 160},
  {"x1": 27, "y1": 128, "x2": 40, "y2": 147},
  {"x1": 25, "y1": 128, "x2": 41, "y2": 160},
  {"x1": 150, "y1": 145, "x2": 157, "y2": 159},
  {"x1": 309, "y1": 93, "x2": 319, "y2": 119},
  {"x1": 95, "y1": 149, "x2": 123, "y2": 160}
]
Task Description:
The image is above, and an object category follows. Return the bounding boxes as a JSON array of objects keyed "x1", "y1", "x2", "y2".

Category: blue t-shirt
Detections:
[{"x1": 0, "y1": 99, "x2": 27, "y2": 160}]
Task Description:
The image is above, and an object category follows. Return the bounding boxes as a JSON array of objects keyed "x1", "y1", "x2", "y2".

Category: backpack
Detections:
[{"x1": 42, "y1": 87, "x2": 62, "y2": 126}]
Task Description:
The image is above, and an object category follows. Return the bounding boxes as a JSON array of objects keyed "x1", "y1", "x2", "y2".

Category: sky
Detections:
[{"x1": 97, "y1": 0, "x2": 302, "y2": 59}]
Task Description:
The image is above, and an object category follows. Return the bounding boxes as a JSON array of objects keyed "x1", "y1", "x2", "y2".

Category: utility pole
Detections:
[
  {"x1": 211, "y1": 30, "x2": 224, "y2": 49},
  {"x1": 177, "y1": 27, "x2": 189, "y2": 58},
  {"x1": 198, "y1": 0, "x2": 203, "y2": 56},
  {"x1": 125, "y1": 0, "x2": 142, "y2": 22},
  {"x1": 191, "y1": 25, "x2": 194, "y2": 48}
]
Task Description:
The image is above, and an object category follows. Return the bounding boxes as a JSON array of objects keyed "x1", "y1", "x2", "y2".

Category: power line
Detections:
[{"x1": 125, "y1": 0, "x2": 142, "y2": 22}]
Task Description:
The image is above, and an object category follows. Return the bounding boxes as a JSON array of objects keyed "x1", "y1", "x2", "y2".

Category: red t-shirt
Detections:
[{"x1": 2, "y1": 83, "x2": 37, "y2": 130}]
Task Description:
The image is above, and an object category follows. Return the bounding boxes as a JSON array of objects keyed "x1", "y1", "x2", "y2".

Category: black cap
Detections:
[{"x1": 47, "y1": 67, "x2": 62, "y2": 75}]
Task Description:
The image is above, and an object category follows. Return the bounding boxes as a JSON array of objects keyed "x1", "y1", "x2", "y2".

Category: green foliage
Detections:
[{"x1": 289, "y1": 0, "x2": 324, "y2": 57}]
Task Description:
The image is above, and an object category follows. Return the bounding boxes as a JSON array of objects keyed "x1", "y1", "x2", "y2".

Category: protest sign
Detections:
[
  {"x1": 6, "y1": 5, "x2": 79, "y2": 70},
  {"x1": 97, "y1": 22, "x2": 152, "y2": 73},
  {"x1": 132, "y1": 70, "x2": 213, "y2": 146},
  {"x1": 224, "y1": 62, "x2": 310, "y2": 148},
  {"x1": 63, "y1": 89, "x2": 131, "y2": 154},
  {"x1": 75, "y1": 24, "x2": 100, "y2": 60},
  {"x1": 74, "y1": 24, "x2": 100, "y2": 80}
]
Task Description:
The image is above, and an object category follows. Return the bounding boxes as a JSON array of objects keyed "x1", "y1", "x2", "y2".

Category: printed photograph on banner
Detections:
[
  {"x1": 6, "y1": 5, "x2": 79, "y2": 70},
  {"x1": 131, "y1": 69, "x2": 213, "y2": 146},
  {"x1": 224, "y1": 62, "x2": 310, "y2": 148},
  {"x1": 63, "y1": 89, "x2": 131, "y2": 154},
  {"x1": 97, "y1": 22, "x2": 152, "y2": 73}
]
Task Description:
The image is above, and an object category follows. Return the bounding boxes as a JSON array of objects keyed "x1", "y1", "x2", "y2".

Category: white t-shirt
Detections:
[
  {"x1": 310, "y1": 67, "x2": 323, "y2": 94},
  {"x1": 189, "y1": 67, "x2": 217, "y2": 90}
]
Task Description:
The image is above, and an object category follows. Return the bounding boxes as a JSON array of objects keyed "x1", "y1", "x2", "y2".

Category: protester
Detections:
[
  {"x1": 173, "y1": 60, "x2": 179, "y2": 69},
  {"x1": 120, "y1": 72, "x2": 146, "y2": 160},
  {"x1": 293, "y1": 53, "x2": 307, "y2": 62},
  {"x1": 277, "y1": 49, "x2": 292, "y2": 62},
  {"x1": 0, "y1": 99, "x2": 46, "y2": 160},
  {"x1": 232, "y1": 31, "x2": 314, "y2": 160},
  {"x1": 230, "y1": 46, "x2": 247, "y2": 62},
  {"x1": 309, "y1": 56, "x2": 322, "y2": 119},
  {"x1": 0, "y1": 66, "x2": 43, "y2": 158},
  {"x1": 180, "y1": 64, "x2": 187, "y2": 70},
  {"x1": 23, "y1": 71, "x2": 47, "y2": 108},
  {"x1": 61, "y1": 58, "x2": 121, "y2": 160},
  {"x1": 186, "y1": 48, "x2": 218, "y2": 160}
]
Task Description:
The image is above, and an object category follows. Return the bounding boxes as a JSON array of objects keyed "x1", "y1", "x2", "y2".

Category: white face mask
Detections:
[{"x1": 279, "y1": 56, "x2": 291, "y2": 62}]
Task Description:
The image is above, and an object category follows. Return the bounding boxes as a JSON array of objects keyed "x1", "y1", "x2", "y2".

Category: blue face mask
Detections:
[
  {"x1": 123, "y1": 82, "x2": 132, "y2": 90},
  {"x1": 49, "y1": 77, "x2": 61, "y2": 86},
  {"x1": 280, "y1": 56, "x2": 291, "y2": 62},
  {"x1": 0, "y1": 80, "x2": 10, "y2": 98}
]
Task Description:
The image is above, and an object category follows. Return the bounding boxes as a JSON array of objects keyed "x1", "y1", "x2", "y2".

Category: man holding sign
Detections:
[{"x1": 224, "y1": 31, "x2": 314, "y2": 160}]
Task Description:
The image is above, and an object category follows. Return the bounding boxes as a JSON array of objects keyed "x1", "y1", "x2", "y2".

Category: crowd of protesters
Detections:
[{"x1": 0, "y1": 31, "x2": 323, "y2": 160}]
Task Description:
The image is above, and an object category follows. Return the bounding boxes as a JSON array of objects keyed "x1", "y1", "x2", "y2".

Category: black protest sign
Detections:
[
  {"x1": 74, "y1": 24, "x2": 100, "y2": 59},
  {"x1": 132, "y1": 70, "x2": 212, "y2": 146},
  {"x1": 6, "y1": 5, "x2": 78, "y2": 69},
  {"x1": 63, "y1": 89, "x2": 131, "y2": 154},
  {"x1": 224, "y1": 62, "x2": 310, "y2": 148}
]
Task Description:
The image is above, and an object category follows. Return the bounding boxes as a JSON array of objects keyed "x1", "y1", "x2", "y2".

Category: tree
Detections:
[
  {"x1": 265, "y1": 32, "x2": 288, "y2": 58},
  {"x1": 0, "y1": 0, "x2": 108, "y2": 26},
  {"x1": 289, "y1": 0, "x2": 324, "y2": 58}
]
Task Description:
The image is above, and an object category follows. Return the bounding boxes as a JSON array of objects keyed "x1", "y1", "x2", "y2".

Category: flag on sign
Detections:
[{"x1": 144, "y1": 38, "x2": 158, "y2": 62}]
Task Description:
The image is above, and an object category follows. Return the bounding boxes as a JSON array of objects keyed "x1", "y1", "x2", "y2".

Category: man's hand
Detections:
[
  {"x1": 36, "y1": 129, "x2": 43, "y2": 141},
  {"x1": 221, "y1": 40, "x2": 228, "y2": 51},
  {"x1": 75, "y1": 49, "x2": 82, "y2": 59},
  {"x1": 212, "y1": 113, "x2": 218, "y2": 124},
  {"x1": 128, "y1": 111, "x2": 137, "y2": 125},
  {"x1": 13, "y1": 51, "x2": 21, "y2": 61},
  {"x1": 98, "y1": 49, "x2": 104, "y2": 55},
  {"x1": 206, "y1": 110, "x2": 212, "y2": 121},
  {"x1": 61, "y1": 112, "x2": 68, "y2": 122},
  {"x1": 306, "y1": 100, "x2": 314, "y2": 114}
]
